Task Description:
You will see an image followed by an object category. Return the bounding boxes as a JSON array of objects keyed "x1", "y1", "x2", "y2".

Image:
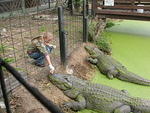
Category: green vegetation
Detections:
[
  {"x1": 0, "y1": 45, "x2": 14, "y2": 63},
  {"x1": 0, "y1": 45, "x2": 5, "y2": 52},
  {"x1": 88, "y1": 20, "x2": 97, "y2": 42},
  {"x1": 95, "y1": 33, "x2": 112, "y2": 54},
  {"x1": 73, "y1": 0, "x2": 83, "y2": 11},
  {"x1": 39, "y1": 25, "x2": 46, "y2": 33},
  {"x1": 88, "y1": 20, "x2": 112, "y2": 54},
  {"x1": 105, "y1": 21, "x2": 115, "y2": 29}
]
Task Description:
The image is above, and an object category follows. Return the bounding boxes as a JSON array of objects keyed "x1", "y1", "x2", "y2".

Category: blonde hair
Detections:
[
  {"x1": 31, "y1": 32, "x2": 54, "y2": 45},
  {"x1": 43, "y1": 32, "x2": 54, "y2": 41}
]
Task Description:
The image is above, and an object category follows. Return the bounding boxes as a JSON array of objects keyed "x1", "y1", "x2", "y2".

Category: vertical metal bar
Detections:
[
  {"x1": 0, "y1": 66, "x2": 12, "y2": 113},
  {"x1": 83, "y1": 17, "x2": 88, "y2": 42},
  {"x1": 68, "y1": 0, "x2": 73, "y2": 15},
  {"x1": 58, "y1": 6, "x2": 66, "y2": 65},
  {"x1": 83, "y1": 0, "x2": 86, "y2": 19},
  {"x1": 37, "y1": 0, "x2": 40, "y2": 12},
  {"x1": 86, "y1": 0, "x2": 89, "y2": 15},
  {"x1": 92, "y1": 0, "x2": 96, "y2": 16},
  {"x1": 83, "y1": 0, "x2": 88, "y2": 42},
  {"x1": 48, "y1": 0, "x2": 51, "y2": 8},
  {"x1": 71, "y1": 0, "x2": 74, "y2": 15}
]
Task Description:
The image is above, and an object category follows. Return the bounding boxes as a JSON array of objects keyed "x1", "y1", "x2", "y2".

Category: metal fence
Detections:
[
  {"x1": 0, "y1": 0, "x2": 84, "y2": 111},
  {"x1": 0, "y1": 58, "x2": 64, "y2": 113}
]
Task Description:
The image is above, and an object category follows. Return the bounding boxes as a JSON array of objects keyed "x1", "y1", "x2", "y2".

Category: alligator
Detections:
[
  {"x1": 49, "y1": 74, "x2": 150, "y2": 113},
  {"x1": 85, "y1": 45, "x2": 150, "y2": 86}
]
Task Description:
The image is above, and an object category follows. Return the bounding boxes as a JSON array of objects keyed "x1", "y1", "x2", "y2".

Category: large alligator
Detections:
[
  {"x1": 85, "y1": 45, "x2": 150, "y2": 86},
  {"x1": 49, "y1": 74, "x2": 150, "y2": 113}
]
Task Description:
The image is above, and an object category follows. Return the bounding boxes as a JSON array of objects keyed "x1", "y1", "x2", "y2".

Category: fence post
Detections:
[
  {"x1": 48, "y1": 0, "x2": 51, "y2": 9},
  {"x1": 58, "y1": 6, "x2": 67, "y2": 65},
  {"x1": 68, "y1": 0, "x2": 73, "y2": 15},
  {"x1": 0, "y1": 66, "x2": 12, "y2": 113},
  {"x1": 83, "y1": 0, "x2": 88, "y2": 42},
  {"x1": 83, "y1": 17, "x2": 88, "y2": 42},
  {"x1": 86, "y1": 0, "x2": 89, "y2": 15}
]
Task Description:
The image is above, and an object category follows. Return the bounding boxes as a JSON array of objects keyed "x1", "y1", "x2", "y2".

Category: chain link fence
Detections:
[{"x1": 0, "y1": 0, "x2": 83, "y2": 103}]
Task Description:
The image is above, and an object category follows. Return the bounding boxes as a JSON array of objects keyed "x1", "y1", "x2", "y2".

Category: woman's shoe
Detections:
[{"x1": 34, "y1": 62, "x2": 45, "y2": 67}]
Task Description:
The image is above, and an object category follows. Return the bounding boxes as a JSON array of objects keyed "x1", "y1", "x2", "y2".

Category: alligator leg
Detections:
[
  {"x1": 107, "y1": 67, "x2": 118, "y2": 79},
  {"x1": 64, "y1": 89, "x2": 79, "y2": 99},
  {"x1": 107, "y1": 71, "x2": 114, "y2": 79},
  {"x1": 63, "y1": 94, "x2": 86, "y2": 111},
  {"x1": 114, "y1": 105, "x2": 131, "y2": 113},
  {"x1": 87, "y1": 56, "x2": 98, "y2": 65}
]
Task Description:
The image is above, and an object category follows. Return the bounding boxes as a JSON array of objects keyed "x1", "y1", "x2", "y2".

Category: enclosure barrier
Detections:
[
  {"x1": 83, "y1": 0, "x2": 88, "y2": 42},
  {"x1": 0, "y1": 58, "x2": 64, "y2": 113},
  {"x1": 58, "y1": 6, "x2": 67, "y2": 65}
]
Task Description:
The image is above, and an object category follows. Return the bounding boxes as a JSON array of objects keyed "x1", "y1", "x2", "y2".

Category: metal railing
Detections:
[
  {"x1": 92, "y1": 0, "x2": 150, "y2": 21},
  {"x1": 0, "y1": 58, "x2": 63, "y2": 113}
]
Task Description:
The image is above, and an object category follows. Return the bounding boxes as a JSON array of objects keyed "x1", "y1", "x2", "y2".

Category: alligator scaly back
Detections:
[
  {"x1": 49, "y1": 74, "x2": 150, "y2": 113},
  {"x1": 85, "y1": 45, "x2": 150, "y2": 86}
]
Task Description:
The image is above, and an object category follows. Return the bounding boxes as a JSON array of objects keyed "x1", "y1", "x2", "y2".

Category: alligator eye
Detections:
[{"x1": 64, "y1": 77, "x2": 70, "y2": 82}]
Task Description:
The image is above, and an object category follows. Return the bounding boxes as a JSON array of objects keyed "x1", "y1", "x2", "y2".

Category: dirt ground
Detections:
[
  {"x1": 0, "y1": 10, "x2": 86, "y2": 113},
  {"x1": 10, "y1": 43, "x2": 95, "y2": 113}
]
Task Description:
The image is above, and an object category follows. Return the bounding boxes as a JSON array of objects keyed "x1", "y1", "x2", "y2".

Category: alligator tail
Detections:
[{"x1": 117, "y1": 71, "x2": 150, "y2": 86}]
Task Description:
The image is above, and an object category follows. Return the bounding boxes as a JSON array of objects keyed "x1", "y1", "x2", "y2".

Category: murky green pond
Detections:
[{"x1": 78, "y1": 20, "x2": 150, "y2": 113}]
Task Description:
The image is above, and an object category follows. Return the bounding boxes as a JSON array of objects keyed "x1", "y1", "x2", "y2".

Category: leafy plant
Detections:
[
  {"x1": 88, "y1": 19, "x2": 112, "y2": 54},
  {"x1": 95, "y1": 35, "x2": 112, "y2": 54},
  {"x1": 88, "y1": 21, "x2": 97, "y2": 42},
  {"x1": 73, "y1": 0, "x2": 83, "y2": 6},
  {"x1": 73, "y1": 0, "x2": 83, "y2": 11},
  {"x1": 39, "y1": 26, "x2": 46, "y2": 33},
  {"x1": 0, "y1": 45, "x2": 6, "y2": 52},
  {"x1": 0, "y1": 45, "x2": 15, "y2": 63},
  {"x1": 105, "y1": 21, "x2": 115, "y2": 29},
  {"x1": 4, "y1": 57, "x2": 15, "y2": 63}
]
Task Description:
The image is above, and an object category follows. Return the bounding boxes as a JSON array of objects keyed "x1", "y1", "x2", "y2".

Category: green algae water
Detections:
[{"x1": 78, "y1": 20, "x2": 150, "y2": 113}]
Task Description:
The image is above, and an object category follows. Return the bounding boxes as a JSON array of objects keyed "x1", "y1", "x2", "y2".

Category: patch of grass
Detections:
[{"x1": 39, "y1": 25, "x2": 47, "y2": 33}]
